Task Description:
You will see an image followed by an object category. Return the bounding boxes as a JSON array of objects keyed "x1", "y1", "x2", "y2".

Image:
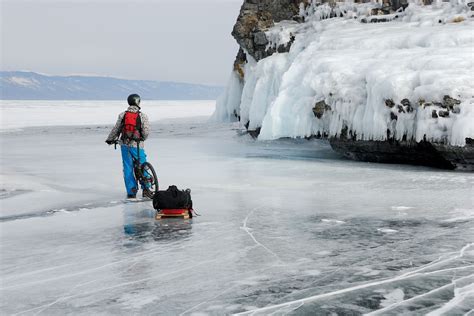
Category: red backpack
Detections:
[{"x1": 122, "y1": 111, "x2": 142, "y2": 141}]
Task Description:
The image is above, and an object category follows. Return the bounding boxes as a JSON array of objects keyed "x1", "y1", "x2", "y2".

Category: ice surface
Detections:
[
  {"x1": 215, "y1": 2, "x2": 474, "y2": 146},
  {"x1": 1, "y1": 101, "x2": 473, "y2": 315},
  {"x1": 0, "y1": 100, "x2": 215, "y2": 130}
]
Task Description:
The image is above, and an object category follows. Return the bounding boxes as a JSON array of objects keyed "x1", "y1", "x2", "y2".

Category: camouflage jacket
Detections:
[{"x1": 106, "y1": 105, "x2": 150, "y2": 148}]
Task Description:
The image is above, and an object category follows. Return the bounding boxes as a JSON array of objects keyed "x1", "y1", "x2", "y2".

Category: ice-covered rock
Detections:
[{"x1": 215, "y1": 0, "x2": 474, "y2": 170}]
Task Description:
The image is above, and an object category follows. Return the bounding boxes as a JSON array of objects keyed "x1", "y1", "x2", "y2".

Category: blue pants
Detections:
[{"x1": 120, "y1": 145, "x2": 150, "y2": 195}]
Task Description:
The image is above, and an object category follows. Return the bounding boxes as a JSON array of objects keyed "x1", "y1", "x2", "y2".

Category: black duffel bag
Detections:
[{"x1": 153, "y1": 185, "x2": 192, "y2": 210}]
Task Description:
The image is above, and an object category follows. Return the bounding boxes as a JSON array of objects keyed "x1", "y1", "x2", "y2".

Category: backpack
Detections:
[
  {"x1": 122, "y1": 111, "x2": 142, "y2": 141},
  {"x1": 153, "y1": 185, "x2": 193, "y2": 210}
]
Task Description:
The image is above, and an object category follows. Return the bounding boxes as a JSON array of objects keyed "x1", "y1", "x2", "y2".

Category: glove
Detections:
[{"x1": 105, "y1": 140, "x2": 114, "y2": 145}]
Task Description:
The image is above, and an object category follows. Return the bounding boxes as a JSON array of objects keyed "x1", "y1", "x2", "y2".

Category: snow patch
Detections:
[
  {"x1": 321, "y1": 218, "x2": 345, "y2": 224},
  {"x1": 380, "y1": 288, "x2": 405, "y2": 308},
  {"x1": 377, "y1": 228, "x2": 399, "y2": 233},
  {"x1": 8, "y1": 76, "x2": 39, "y2": 87},
  {"x1": 391, "y1": 206, "x2": 414, "y2": 211}
]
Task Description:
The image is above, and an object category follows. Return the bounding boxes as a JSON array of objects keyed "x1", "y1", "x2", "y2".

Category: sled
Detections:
[{"x1": 155, "y1": 209, "x2": 192, "y2": 220}]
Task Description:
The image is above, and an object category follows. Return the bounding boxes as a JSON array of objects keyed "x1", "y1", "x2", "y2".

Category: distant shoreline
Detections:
[{"x1": 1, "y1": 71, "x2": 224, "y2": 100}]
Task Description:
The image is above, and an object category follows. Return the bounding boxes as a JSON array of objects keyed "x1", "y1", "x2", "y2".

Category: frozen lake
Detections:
[{"x1": 1, "y1": 101, "x2": 473, "y2": 315}]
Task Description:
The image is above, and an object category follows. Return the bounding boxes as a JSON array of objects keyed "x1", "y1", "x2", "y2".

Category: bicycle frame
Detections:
[
  {"x1": 132, "y1": 141, "x2": 143, "y2": 181},
  {"x1": 112, "y1": 140, "x2": 157, "y2": 193}
]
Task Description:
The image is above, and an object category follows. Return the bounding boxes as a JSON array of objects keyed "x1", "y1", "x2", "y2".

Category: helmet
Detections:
[{"x1": 127, "y1": 94, "x2": 141, "y2": 107}]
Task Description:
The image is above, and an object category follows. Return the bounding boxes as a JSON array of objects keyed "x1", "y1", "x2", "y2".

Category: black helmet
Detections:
[{"x1": 127, "y1": 94, "x2": 141, "y2": 107}]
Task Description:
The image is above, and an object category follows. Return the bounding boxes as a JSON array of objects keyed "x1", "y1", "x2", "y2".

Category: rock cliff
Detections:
[{"x1": 216, "y1": 0, "x2": 474, "y2": 170}]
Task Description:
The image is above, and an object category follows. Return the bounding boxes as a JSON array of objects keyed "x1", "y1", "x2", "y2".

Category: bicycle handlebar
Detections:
[
  {"x1": 108, "y1": 139, "x2": 142, "y2": 150},
  {"x1": 107, "y1": 140, "x2": 119, "y2": 149}
]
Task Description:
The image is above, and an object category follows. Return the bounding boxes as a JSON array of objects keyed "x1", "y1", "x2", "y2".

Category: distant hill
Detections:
[{"x1": 0, "y1": 71, "x2": 224, "y2": 100}]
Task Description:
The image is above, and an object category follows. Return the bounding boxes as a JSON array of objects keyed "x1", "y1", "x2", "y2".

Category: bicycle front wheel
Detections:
[{"x1": 141, "y1": 162, "x2": 159, "y2": 194}]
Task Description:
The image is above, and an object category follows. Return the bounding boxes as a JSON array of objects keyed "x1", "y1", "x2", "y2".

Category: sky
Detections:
[{"x1": 0, "y1": 0, "x2": 243, "y2": 86}]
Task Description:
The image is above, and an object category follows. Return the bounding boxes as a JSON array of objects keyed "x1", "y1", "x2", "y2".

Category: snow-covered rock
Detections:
[{"x1": 215, "y1": 0, "x2": 474, "y2": 169}]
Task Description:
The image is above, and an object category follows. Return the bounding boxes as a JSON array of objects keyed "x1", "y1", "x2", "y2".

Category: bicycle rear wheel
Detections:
[{"x1": 141, "y1": 162, "x2": 159, "y2": 194}]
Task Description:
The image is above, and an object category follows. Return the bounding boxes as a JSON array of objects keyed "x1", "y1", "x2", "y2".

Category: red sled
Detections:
[{"x1": 155, "y1": 209, "x2": 193, "y2": 220}]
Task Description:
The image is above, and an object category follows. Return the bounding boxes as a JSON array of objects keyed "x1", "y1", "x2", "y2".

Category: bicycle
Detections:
[{"x1": 112, "y1": 141, "x2": 159, "y2": 197}]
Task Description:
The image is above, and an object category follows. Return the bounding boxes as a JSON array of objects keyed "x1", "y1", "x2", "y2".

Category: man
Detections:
[{"x1": 105, "y1": 94, "x2": 154, "y2": 199}]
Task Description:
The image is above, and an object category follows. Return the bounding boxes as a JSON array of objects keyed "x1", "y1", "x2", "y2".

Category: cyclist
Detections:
[{"x1": 105, "y1": 94, "x2": 154, "y2": 199}]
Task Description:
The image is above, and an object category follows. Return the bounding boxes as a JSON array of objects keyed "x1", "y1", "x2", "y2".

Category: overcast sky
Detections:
[{"x1": 1, "y1": 0, "x2": 242, "y2": 85}]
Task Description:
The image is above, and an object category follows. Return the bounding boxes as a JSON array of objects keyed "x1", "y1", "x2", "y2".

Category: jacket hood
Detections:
[{"x1": 126, "y1": 105, "x2": 140, "y2": 113}]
